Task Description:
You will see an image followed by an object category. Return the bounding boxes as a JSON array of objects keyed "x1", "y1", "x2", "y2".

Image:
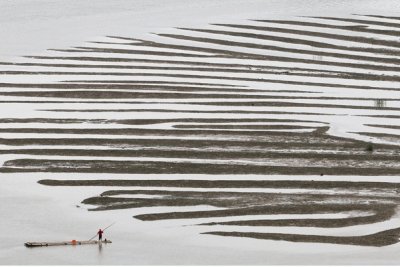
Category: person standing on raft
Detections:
[{"x1": 97, "y1": 229, "x2": 104, "y2": 241}]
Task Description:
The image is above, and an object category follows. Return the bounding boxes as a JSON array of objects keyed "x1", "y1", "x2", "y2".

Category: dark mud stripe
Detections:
[
  {"x1": 0, "y1": 118, "x2": 320, "y2": 125},
  {"x1": 101, "y1": 189, "x2": 400, "y2": 200},
  {"x1": 358, "y1": 115, "x2": 400, "y2": 119},
  {"x1": 37, "y1": 179, "x2": 400, "y2": 190},
  {"x1": 200, "y1": 209, "x2": 394, "y2": 228},
  {"x1": 0, "y1": 83, "x2": 264, "y2": 94},
  {"x1": 0, "y1": 82, "x2": 241, "y2": 90},
  {"x1": 172, "y1": 125, "x2": 315, "y2": 130},
  {"x1": 50, "y1": 48, "x2": 217, "y2": 58},
  {"x1": 0, "y1": 127, "x2": 324, "y2": 136},
  {"x1": 0, "y1": 76, "x2": 237, "y2": 87},
  {"x1": 0, "y1": 88, "x2": 261, "y2": 94},
  {"x1": 204, "y1": 227, "x2": 400, "y2": 247},
  {"x1": 0, "y1": 118, "x2": 110, "y2": 124},
  {"x1": 256, "y1": 20, "x2": 400, "y2": 38},
  {"x1": 0, "y1": 134, "x2": 358, "y2": 148},
  {"x1": 8, "y1": 91, "x2": 378, "y2": 101},
  {"x1": 313, "y1": 16, "x2": 400, "y2": 29},
  {"x1": 363, "y1": 15, "x2": 400, "y2": 21},
  {"x1": 0, "y1": 91, "x2": 289, "y2": 99},
  {"x1": 364, "y1": 124, "x2": 400, "y2": 130},
  {"x1": 1, "y1": 148, "x2": 394, "y2": 160},
  {"x1": 39, "y1": 109, "x2": 329, "y2": 116},
  {"x1": 183, "y1": 101, "x2": 399, "y2": 111},
  {"x1": 26, "y1": 55, "x2": 245, "y2": 66},
  {"x1": 133, "y1": 203, "x2": 387, "y2": 221},
  {"x1": 355, "y1": 132, "x2": 400, "y2": 142},
  {"x1": 4, "y1": 159, "x2": 400, "y2": 175}
]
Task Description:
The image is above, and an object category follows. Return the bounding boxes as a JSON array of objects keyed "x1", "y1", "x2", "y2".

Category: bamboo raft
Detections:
[{"x1": 24, "y1": 239, "x2": 112, "y2": 247}]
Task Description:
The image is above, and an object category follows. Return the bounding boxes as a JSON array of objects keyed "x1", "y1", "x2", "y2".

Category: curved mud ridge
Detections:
[{"x1": 204, "y1": 228, "x2": 400, "y2": 247}]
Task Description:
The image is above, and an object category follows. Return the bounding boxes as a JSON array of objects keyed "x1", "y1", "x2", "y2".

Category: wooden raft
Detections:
[{"x1": 25, "y1": 239, "x2": 112, "y2": 247}]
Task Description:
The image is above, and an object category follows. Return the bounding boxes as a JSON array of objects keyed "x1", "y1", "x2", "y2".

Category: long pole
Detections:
[{"x1": 88, "y1": 222, "x2": 116, "y2": 241}]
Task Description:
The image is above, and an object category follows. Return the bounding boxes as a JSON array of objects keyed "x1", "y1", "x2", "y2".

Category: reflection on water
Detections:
[{"x1": 98, "y1": 242, "x2": 103, "y2": 255}]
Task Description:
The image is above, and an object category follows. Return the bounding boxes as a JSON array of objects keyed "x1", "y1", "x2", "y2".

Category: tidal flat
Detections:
[{"x1": 2, "y1": 0, "x2": 400, "y2": 264}]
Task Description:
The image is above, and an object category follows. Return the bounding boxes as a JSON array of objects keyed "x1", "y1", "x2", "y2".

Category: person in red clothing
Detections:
[{"x1": 97, "y1": 229, "x2": 104, "y2": 241}]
